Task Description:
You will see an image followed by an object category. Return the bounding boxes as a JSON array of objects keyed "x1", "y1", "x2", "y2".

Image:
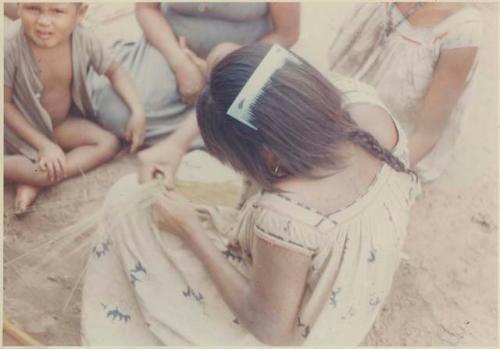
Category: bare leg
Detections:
[
  {"x1": 4, "y1": 155, "x2": 43, "y2": 215},
  {"x1": 14, "y1": 184, "x2": 40, "y2": 215},
  {"x1": 5, "y1": 117, "x2": 120, "y2": 213}
]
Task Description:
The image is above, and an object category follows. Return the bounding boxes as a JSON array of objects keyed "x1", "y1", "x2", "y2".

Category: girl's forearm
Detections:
[
  {"x1": 135, "y1": 4, "x2": 187, "y2": 71},
  {"x1": 409, "y1": 88, "x2": 459, "y2": 167},
  {"x1": 408, "y1": 130, "x2": 439, "y2": 167},
  {"x1": 187, "y1": 231, "x2": 251, "y2": 318},
  {"x1": 186, "y1": 230, "x2": 301, "y2": 345},
  {"x1": 147, "y1": 112, "x2": 200, "y2": 158},
  {"x1": 188, "y1": 230, "x2": 285, "y2": 343},
  {"x1": 409, "y1": 47, "x2": 477, "y2": 167},
  {"x1": 259, "y1": 3, "x2": 300, "y2": 48},
  {"x1": 167, "y1": 112, "x2": 200, "y2": 150}
]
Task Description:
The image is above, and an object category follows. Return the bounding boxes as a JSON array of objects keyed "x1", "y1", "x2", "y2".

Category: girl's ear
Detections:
[
  {"x1": 261, "y1": 145, "x2": 281, "y2": 173},
  {"x1": 76, "y1": 4, "x2": 88, "y2": 23}
]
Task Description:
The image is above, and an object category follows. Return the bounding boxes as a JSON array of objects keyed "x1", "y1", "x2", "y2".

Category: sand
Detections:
[{"x1": 3, "y1": 3, "x2": 497, "y2": 346}]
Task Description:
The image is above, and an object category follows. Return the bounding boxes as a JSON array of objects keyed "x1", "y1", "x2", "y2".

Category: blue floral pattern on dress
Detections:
[
  {"x1": 129, "y1": 261, "x2": 147, "y2": 288},
  {"x1": 222, "y1": 247, "x2": 242, "y2": 263},
  {"x1": 103, "y1": 304, "x2": 131, "y2": 323},
  {"x1": 182, "y1": 286, "x2": 204, "y2": 302},
  {"x1": 297, "y1": 317, "x2": 310, "y2": 338},
  {"x1": 329, "y1": 288, "x2": 342, "y2": 307},
  {"x1": 367, "y1": 248, "x2": 377, "y2": 263},
  {"x1": 93, "y1": 238, "x2": 112, "y2": 258}
]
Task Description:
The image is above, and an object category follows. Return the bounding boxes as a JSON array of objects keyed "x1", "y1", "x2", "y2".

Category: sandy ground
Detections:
[{"x1": 3, "y1": 3, "x2": 498, "y2": 346}]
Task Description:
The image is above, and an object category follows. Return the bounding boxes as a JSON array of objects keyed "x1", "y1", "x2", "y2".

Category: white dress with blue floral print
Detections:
[{"x1": 81, "y1": 77, "x2": 421, "y2": 345}]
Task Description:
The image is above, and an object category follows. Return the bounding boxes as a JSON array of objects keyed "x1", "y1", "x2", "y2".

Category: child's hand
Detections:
[
  {"x1": 38, "y1": 141, "x2": 66, "y2": 182},
  {"x1": 125, "y1": 111, "x2": 146, "y2": 153}
]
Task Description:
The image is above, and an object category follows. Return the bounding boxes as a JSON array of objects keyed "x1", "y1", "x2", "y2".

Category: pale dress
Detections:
[
  {"x1": 328, "y1": 4, "x2": 483, "y2": 182},
  {"x1": 81, "y1": 77, "x2": 421, "y2": 345}
]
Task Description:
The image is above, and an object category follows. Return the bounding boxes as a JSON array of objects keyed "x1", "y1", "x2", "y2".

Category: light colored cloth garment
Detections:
[
  {"x1": 90, "y1": 2, "x2": 272, "y2": 145},
  {"x1": 4, "y1": 25, "x2": 114, "y2": 161},
  {"x1": 328, "y1": 3, "x2": 483, "y2": 181},
  {"x1": 81, "y1": 77, "x2": 421, "y2": 346}
]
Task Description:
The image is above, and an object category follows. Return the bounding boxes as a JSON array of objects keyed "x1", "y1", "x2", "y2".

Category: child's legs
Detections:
[
  {"x1": 53, "y1": 116, "x2": 121, "y2": 178},
  {"x1": 5, "y1": 117, "x2": 120, "y2": 187},
  {"x1": 4, "y1": 155, "x2": 41, "y2": 184}
]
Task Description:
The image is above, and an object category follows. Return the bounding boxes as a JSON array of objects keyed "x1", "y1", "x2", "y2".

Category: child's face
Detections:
[{"x1": 19, "y1": 3, "x2": 86, "y2": 48}]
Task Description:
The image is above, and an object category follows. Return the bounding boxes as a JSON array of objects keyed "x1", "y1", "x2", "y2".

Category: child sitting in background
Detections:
[{"x1": 4, "y1": 3, "x2": 145, "y2": 214}]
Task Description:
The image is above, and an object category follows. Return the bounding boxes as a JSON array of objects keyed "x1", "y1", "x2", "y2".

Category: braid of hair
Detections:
[{"x1": 348, "y1": 129, "x2": 416, "y2": 177}]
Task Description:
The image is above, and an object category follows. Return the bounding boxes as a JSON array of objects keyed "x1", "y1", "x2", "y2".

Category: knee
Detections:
[{"x1": 98, "y1": 133, "x2": 121, "y2": 160}]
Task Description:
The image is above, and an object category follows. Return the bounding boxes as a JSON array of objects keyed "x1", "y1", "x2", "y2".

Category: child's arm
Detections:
[
  {"x1": 4, "y1": 86, "x2": 65, "y2": 182},
  {"x1": 408, "y1": 47, "x2": 478, "y2": 167},
  {"x1": 104, "y1": 62, "x2": 145, "y2": 153}
]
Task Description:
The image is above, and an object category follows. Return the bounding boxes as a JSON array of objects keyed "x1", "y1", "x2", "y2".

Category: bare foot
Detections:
[{"x1": 14, "y1": 184, "x2": 40, "y2": 216}]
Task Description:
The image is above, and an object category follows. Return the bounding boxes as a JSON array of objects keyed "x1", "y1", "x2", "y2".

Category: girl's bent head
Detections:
[{"x1": 196, "y1": 44, "x2": 410, "y2": 188}]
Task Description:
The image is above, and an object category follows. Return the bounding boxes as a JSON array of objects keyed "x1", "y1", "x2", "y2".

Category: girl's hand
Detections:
[
  {"x1": 152, "y1": 191, "x2": 201, "y2": 242},
  {"x1": 137, "y1": 141, "x2": 184, "y2": 189},
  {"x1": 125, "y1": 110, "x2": 146, "y2": 153},
  {"x1": 174, "y1": 59, "x2": 205, "y2": 106},
  {"x1": 179, "y1": 36, "x2": 209, "y2": 78},
  {"x1": 38, "y1": 141, "x2": 66, "y2": 182}
]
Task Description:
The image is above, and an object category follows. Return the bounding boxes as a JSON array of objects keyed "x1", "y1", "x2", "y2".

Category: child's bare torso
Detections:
[{"x1": 31, "y1": 40, "x2": 73, "y2": 127}]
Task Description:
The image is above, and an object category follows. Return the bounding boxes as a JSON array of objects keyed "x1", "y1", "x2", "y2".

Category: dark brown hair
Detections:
[{"x1": 196, "y1": 44, "x2": 412, "y2": 188}]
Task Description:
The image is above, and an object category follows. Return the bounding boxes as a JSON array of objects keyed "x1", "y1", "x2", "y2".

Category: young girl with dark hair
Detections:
[{"x1": 81, "y1": 44, "x2": 420, "y2": 346}]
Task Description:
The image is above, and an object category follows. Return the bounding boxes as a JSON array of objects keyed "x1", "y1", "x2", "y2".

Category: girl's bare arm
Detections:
[
  {"x1": 408, "y1": 47, "x2": 478, "y2": 167},
  {"x1": 135, "y1": 3, "x2": 187, "y2": 69},
  {"x1": 153, "y1": 193, "x2": 310, "y2": 345},
  {"x1": 259, "y1": 3, "x2": 300, "y2": 48}
]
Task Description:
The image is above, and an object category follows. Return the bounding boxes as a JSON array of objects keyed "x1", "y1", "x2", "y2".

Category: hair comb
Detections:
[{"x1": 227, "y1": 44, "x2": 300, "y2": 130}]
